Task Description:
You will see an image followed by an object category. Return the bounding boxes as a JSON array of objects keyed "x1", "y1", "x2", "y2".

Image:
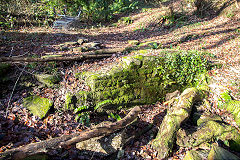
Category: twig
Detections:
[
  {"x1": 13, "y1": 63, "x2": 35, "y2": 75},
  {"x1": 5, "y1": 64, "x2": 26, "y2": 118},
  {"x1": 9, "y1": 47, "x2": 14, "y2": 57}
]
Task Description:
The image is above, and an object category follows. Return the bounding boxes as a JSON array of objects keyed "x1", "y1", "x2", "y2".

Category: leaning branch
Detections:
[{"x1": 0, "y1": 106, "x2": 141, "y2": 160}]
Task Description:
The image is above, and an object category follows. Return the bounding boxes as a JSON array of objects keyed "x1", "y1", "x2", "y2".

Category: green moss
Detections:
[
  {"x1": 64, "y1": 92, "x2": 76, "y2": 111},
  {"x1": 35, "y1": 74, "x2": 61, "y2": 87},
  {"x1": 183, "y1": 150, "x2": 202, "y2": 160},
  {"x1": 23, "y1": 96, "x2": 53, "y2": 119},
  {"x1": 177, "y1": 121, "x2": 240, "y2": 152},
  {"x1": 137, "y1": 49, "x2": 149, "y2": 54},
  {"x1": 139, "y1": 41, "x2": 159, "y2": 49},
  {"x1": 76, "y1": 52, "x2": 209, "y2": 111},
  {"x1": 128, "y1": 40, "x2": 139, "y2": 45},
  {"x1": 192, "y1": 112, "x2": 222, "y2": 126},
  {"x1": 41, "y1": 54, "x2": 62, "y2": 59},
  {"x1": 220, "y1": 91, "x2": 232, "y2": 102},
  {"x1": 208, "y1": 144, "x2": 240, "y2": 160}
]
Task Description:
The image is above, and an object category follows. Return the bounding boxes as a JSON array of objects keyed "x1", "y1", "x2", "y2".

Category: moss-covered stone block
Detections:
[
  {"x1": 192, "y1": 112, "x2": 222, "y2": 126},
  {"x1": 208, "y1": 144, "x2": 240, "y2": 160},
  {"x1": 64, "y1": 91, "x2": 93, "y2": 111},
  {"x1": 64, "y1": 92, "x2": 75, "y2": 111},
  {"x1": 218, "y1": 91, "x2": 240, "y2": 127},
  {"x1": 176, "y1": 121, "x2": 240, "y2": 152},
  {"x1": 23, "y1": 96, "x2": 53, "y2": 119},
  {"x1": 75, "y1": 51, "x2": 209, "y2": 111},
  {"x1": 35, "y1": 74, "x2": 61, "y2": 87},
  {"x1": 183, "y1": 150, "x2": 202, "y2": 160}
]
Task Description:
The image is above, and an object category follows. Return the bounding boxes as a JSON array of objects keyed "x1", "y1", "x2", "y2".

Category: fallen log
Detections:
[
  {"x1": 151, "y1": 88, "x2": 202, "y2": 159},
  {"x1": 0, "y1": 53, "x2": 113, "y2": 63},
  {"x1": 0, "y1": 106, "x2": 141, "y2": 160}
]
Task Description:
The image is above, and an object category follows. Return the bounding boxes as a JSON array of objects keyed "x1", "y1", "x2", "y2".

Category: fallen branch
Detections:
[
  {"x1": 0, "y1": 48, "x2": 127, "y2": 63},
  {"x1": 0, "y1": 106, "x2": 141, "y2": 160},
  {"x1": 0, "y1": 54, "x2": 112, "y2": 63}
]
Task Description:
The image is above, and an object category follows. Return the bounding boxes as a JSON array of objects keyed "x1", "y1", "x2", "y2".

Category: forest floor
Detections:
[{"x1": 0, "y1": 1, "x2": 240, "y2": 159}]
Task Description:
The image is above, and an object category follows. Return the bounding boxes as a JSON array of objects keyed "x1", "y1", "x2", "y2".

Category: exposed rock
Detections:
[
  {"x1": 192, "y1": 112, "x2": 222, "y2": 126},
  {"x1": 23, "y1": 96, "x2": 53, "y2": 119},
  {"x1": 77, "y1": 37, "x2": 89, "y2": 45},
  {"x1": 208, "y1": 143, "x2": 240, "y2": 160},
  {"x1": 76, "y1": 121, "x2": 129, "y2": 157},
  {"x1": 35, "y1": 74, "x2": 61, "y2": 87},
  {"x1": 176, "y1": 121, "x2": 240, "y2": 152},
  {"x1": 59, "y1": 41, "x2": 78, "y2": 51},
  {"x1": 72, "y1": 41, "x2": 101, "y2": 52},
  {"x1": 183, "y1": 150, "x2": 202, "y2": 160},
  {"x1": 61, "y1": 41, "x2": 78, "y2": 46},
  {"x1": 151, "y1": 88, "x2": 202, "y2": 159},
  {"x1": 165, "y1": 90, "x2": 180, "y2": 101}
]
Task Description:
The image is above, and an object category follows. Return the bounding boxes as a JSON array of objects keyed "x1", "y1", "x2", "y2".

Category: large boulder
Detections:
[{"x1": 23, "y1": 96, "x2": 53, "y2": 119}]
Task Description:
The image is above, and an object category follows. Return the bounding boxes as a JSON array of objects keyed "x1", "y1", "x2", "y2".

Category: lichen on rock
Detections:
[
  {"x1": 23, "y1": 96, "x2": 53, "y2": 119},
  {"x1": 73, "y1": 51, "x2": 208, "y2": 112},
  {"x1": 208, "y1": 143, "x2": 240, "y2": 160},
  {"x1": 35, "y1": 73, "x2": 61, "y2": 87},
  {"x1": 176, "y1": 120, "x2": 240, "y2": 152},
  {"x1": 183, "y1": 150, "x2": 202, "y2": 160}
]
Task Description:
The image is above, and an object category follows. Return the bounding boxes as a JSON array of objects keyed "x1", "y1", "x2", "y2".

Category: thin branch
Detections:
[{"x1": 5, "y1": 64, "x2": 26, "y2": 118}]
